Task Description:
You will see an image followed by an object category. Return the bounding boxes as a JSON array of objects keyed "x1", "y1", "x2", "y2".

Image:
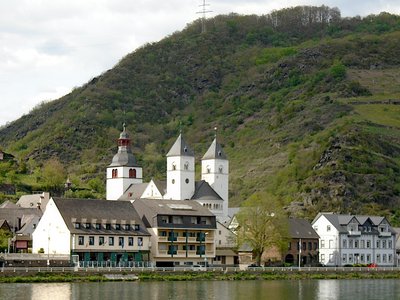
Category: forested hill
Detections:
[{"x1": 1, "y1": 6, "x2": 400, "y2": 223}]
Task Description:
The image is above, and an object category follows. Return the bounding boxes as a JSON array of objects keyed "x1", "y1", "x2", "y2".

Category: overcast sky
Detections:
[{"x1": 1, "y1": 0, "x2": 399, "y2": 127}]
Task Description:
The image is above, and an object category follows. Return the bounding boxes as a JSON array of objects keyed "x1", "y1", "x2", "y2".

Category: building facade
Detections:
[
  {"x1": 32, "y1": 198, "x2": 151, "y2": 266},
  {"x1": 312, "y1": 213, "x2": 396, "y2": 266},
  {"x1": 132, "y1": 198, "x2": 216, "y2": 267}
]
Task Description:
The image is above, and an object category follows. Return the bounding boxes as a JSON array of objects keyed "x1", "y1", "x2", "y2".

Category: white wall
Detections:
[{"x1": 32, "y1": 198, "x2": 71, "y2": 255}]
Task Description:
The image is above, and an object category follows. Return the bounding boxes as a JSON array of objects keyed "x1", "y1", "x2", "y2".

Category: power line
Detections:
[{"x1": 196, "y1": 0, "x2": 212, "y2": 33}]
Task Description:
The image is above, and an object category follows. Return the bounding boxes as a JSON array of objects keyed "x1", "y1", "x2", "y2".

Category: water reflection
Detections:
[{"x1": 0, "y1": 279, "x2": 400, "y2": 300}]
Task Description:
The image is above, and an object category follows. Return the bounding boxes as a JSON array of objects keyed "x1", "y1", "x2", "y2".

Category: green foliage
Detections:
[
  {"x1": 0, "y1": 229, "x2": 11, "y2": 251},
  {"x1": 0, "y1": 7, "x2": 400, "y2": 218}
]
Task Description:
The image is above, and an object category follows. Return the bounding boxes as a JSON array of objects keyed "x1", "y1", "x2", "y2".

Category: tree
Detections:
[
  {"x1": 41, "y1": 158, "x2": 66, "y2": 195},
  {"x1": 0, "y1": 229, "x2": 12, "y2": 252},
  {"x1": 236, "y1": 192, "x2": 289, "y2": 266}
]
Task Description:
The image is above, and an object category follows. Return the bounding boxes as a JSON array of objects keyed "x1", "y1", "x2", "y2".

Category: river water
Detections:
[{"x1": 0, "y1": 279, "x2": 399, "y2": 300}]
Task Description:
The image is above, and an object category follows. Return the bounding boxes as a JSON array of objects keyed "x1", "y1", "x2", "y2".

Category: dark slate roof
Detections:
[
  {"x1": 118, "y1": 183, "x2": 149, "y2": 201},
  {"x1": 202, "y1": 138, "x2": 227, "y2": 160},
  {"x1": 0, "y1": 201, "x2": 18, "y2": 209},
  {"x1": 289, "y1": 218, "x2": 319, "y2": 239},
  {"x1": 153, "y1": 180, "x2": 167, "y2": 196},
  {"x1": 132, "y1": 198, "x2": 215, "y2": 217},
  {"x1": 166, "y1": 134, "x2": 194, "y2": 157},
  {"x1": 0, "y1": 207, "x2": 42, "y2": 231},
  {"x1": 52, "y1": 198, "x2": 150, "y2": 236},
  {"x1": 191, "y1": 180, "x2": 223, "y2": 201},
  {"x1": 109, "y1": 147, "x2": 139, "y2": 167},
  {"x1": 313, "y1": 213, "x2": 392, "y2": 233}
]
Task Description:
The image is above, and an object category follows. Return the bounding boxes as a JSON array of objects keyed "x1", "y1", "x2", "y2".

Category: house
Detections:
[
  {"x1": 283, "y1": 218, "x2": 319, "y2": 266},
  {"x1": 17, "y1": 192, "x2": 50, "y2": 211},
  {"x1": 107, "y1": 125, "x2": 230, "y2": 220},
  {"x1": 312, "y1": 213, "x2": 396, "y2": 266},
  {"x1": 32, "y1": 198, "x2": 151, "y2": 266},
  {"x1": 0, "y1": 206, "x2": 42, "y2": 253},
  {"x1": 237, "y1": 218, "x2": 319, "y2": 267},
  {"x1": 132, "y1": 198, "x2": 217, "y2": 267},
  {"x1": 213, "y1": 221, "x2": 238, "y2": 266}
]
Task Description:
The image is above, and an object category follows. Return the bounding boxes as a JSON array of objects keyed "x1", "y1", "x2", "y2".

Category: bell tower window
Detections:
[
  {"x1": 184, "y1": 162, "x2": 189, "y2": 170},
  {"x1": 172, "y1": 163, "x2": 176, "y2": 171},
  {"x1": 218, "y1": 166, "x2": 223, "y2": 173},
  {"x1": 112, "y1": 169, "x2": 118, "y2": 178},
  {"x1": 129, "y1": 168, "x2": 136, "y2": 178}
]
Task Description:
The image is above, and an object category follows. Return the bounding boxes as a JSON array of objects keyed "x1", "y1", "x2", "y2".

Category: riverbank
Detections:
[{"x1": 1, "y1": 269, "x2": 400, "y2": 283}]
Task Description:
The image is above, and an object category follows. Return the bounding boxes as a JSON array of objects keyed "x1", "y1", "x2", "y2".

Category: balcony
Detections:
[
  {"x1": 379, "y1": 231, "x2": 392, "y2": 237},
  {"x1": 347, "y1": 230, "x2": 361, "y2": 236}
]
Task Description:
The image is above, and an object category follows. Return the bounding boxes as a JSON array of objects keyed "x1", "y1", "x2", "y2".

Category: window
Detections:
[
  {"x1": 74, "y1": 223, "x2": 81, "y2": 229},
  {"x1": 308, "y1": 242, "x2": 312, "y2": 250},
  {"x1": 196, "y1": 245, "x2": 205, "y2": 255},
  {"x1": 172, "y1": 179, "x2": 175, "y2": 184},
  {"x1": 138, "y1": 237, "x2": 143, "y2": 246},
  {"x1": 112, "y1": 169, "x2": 118, "y2": 178},
  {"x1": 115, "y1": 224, "x2": 121, "y2": 230},
  {"x1": 342, "y1": 254, "x2": 347, "y2": 263},
  {"x1": 119, "y1": 237, "x2": 124, "y2": 247},
  {"x1": 106, "y1": 224, "x2": 111, "y2": 230},
  {"x1": 89, "y1": 236, "x2": 94, "y2": 246},
  {"x1": 78, "y1": 236, "x2": 84, "y2": 245},
  {"x1": 95, "y1": 223, "x2": 101, "y2": 230},
  {"x1": 382, "y1": 240, "x2": 386, "y2": 249},
  {"x1": 361, "y1": 240, "x2": 365, "y2": 248},
  {"x1": 185, "y1": 178, "x2": 189, "y2": 184},
  {"x1": 327, "y1": 225, "x2": 331, "y2": 231},
  {"x1": 172, "y1": 216, "x2": 183, "y2": 224},
  {"x1": 313, "y1": 242, "x2": 318, "y2": 250},
  {"x1": 329, "y1": 240, "x2": 333, "y2": 248},
  {"x1": 302, "y1": 242, "x2": 306, "y2": 251},
  {"x1": 109, "y1": 237, "x2": 114, "y2": 246},
  {"x1": 206, "y1": 166, "x2": 211, "y2": 173},
  {"x1": 343, "y1": 239, "x2": 347, "y2": 248},
  {"x1": 349, "y1": 239, "x2": 353, "y2": 248},
  {"x1": 321, "y1": 240, "x2": 325, "y2": 248},
  {"x1": 349, "y1": 254, "x2": 353, "y2": 263},
  {"x1": 376, "y1": 240, "x2": 380, "y2": 249},
  {"x1": 128, "y1": 237, "x2": 134, "y2": 246},
  {"x1": 172, "y1": 163, "x2": 176, "y2": 171},
  {"x1": 218, "y1": 166, "x2": 223, "y2": 173},
  {"x1": 377, "y1": 254, "x2": 381, "y2": 263},
  {"x1": 168, "y1": 245, "x2": 178, "y2": 255},
  {"x1": 321, "y1": 254, "x2": 325, "y2": 263},
  {"x1": 84, "y1": 223, "x2": 91, "y2": 229},
  {"x1": 367, "y1": 254, "x2": 371, "y2": 263},
  {"x1": 389, "y1": 241, "x2": 392, "y2": 249},
  {"x1": 184, "y1": 162, "x2": 189, "y2": 170},
  {"x1": 354, "y1": 240, "x2": 359, "y2": 248},
  {"x1": 129, "y1": 168, "x2": 136, "y2": 178},
  {"x1": 124, "y1": 224, "x2": 130, "y2": 231},
  {"x1": 135, "y1": 224, "x2": 140, "y2": 231},
  {"x1": 99, "y1": 236, "x2": 104, "y2": 246},
  {"x1": 383, "y1": 254, "x2": 387, "y2": 263},
  {"x1": 360, "y1": 254, "x2": 365, "y2": 262},
  {"x1": 389, "y1": 254, "x2": 393, "y2": 263},
  {"x1": 367, "y1": 240, "x2": 371, "y2": 248}
]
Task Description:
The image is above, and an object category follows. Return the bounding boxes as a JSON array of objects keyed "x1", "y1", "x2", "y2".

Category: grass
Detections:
[
  {"x1": 353, "y1": 104, "x2": 400, "y2": 128},
  {"x1": 347, "y1": 69, "x2": 400, "y2": 95}
]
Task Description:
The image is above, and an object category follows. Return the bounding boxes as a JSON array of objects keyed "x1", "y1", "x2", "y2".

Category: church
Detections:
[{"x1": 106, "y1": 124, "x2": 230, "y2": 220}]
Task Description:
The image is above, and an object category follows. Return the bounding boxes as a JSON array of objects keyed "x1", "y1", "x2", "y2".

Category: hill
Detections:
[{"x1": 1, "y1": 6, "x2": 400, "y2": 223}]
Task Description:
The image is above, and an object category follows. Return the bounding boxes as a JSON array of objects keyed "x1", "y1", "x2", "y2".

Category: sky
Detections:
[{"x1": 1, "y1": 0, "x2": 399, "y2": 127}]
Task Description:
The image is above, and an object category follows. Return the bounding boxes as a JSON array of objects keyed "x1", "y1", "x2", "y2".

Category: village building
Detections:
[
  {"x1": 312, "y1": 213, "x2": 396, "y2": 266},
  {"x1": 132, "y1": 198, "x2": 216, "y2": 267},
  {"x1": 32, "y1": 198, "x2": 151, "y2": 267}
]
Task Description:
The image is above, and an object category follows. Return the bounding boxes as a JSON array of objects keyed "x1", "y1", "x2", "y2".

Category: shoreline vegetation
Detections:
[{"x1": 1, "y1": 270, "x2": 400, "y2": 283}]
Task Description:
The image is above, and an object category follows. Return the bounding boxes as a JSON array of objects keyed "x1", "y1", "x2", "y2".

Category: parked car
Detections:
[{"x1": 192, "y1": 265, "x2": 206, "y2": 271}]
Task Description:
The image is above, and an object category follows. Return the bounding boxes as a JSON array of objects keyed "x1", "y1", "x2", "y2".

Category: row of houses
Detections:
[{"x1": 0, "y1": 126, "x2": 399, "y2": 267}]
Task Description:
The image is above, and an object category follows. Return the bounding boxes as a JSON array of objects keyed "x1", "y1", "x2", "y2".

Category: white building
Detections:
[
  {"x1": 32, "y1": 197, "x2": 151, "y2": 266},
  {"x1": 312, "y1": 213, "x2": 396, "y2": 266},
  {"x1": 107, "y1": 126, "x2": 230, "y2": 220}
]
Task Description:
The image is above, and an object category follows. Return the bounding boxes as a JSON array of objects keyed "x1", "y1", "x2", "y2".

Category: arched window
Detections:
[
  {"x1": 206, "y1": 166, "x2": 211, "y2": 174},
  {"x1": 172, "y1": 163, "x2": 176, "y2": 171},
  {"x1": 112, "y1": 169, "x2": 118, "y2": 178},
  {"x1": 129, "y1": 168, "x2": 136, "y2": 178},
  {"x1": 218, "y1": 165, "x2": 223, "y2": 173},
  {"x1": 184, "y1": 162, "x2": 189, "y2": 170}
]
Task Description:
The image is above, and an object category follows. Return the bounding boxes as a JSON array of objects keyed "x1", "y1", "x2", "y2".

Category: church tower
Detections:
[
  {"x1": 201, "y1": 133, "x2": 229, "y2": 217},
  {"x1": 106, "y1": 124, "x2": 143, "y2": 200},
  {"x1": 166, "y1": 134, "x2": 195, "y2": 200}
]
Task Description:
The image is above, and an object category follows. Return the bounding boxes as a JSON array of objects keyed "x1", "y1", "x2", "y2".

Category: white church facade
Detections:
[{"x1": 106, "y1": 125, "x2": 230, "y2": 220}]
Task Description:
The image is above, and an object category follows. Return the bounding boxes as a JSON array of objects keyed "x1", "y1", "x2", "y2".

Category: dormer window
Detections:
[
  {"x1": 95, "y1": 223, "x2": 101, "y2": 230},
  {"x1": 84, "y1": 223, "x2": 91, "y2": 229},
  {"x1": 124, "y1": 224, "x2": 130, "y2": 231},
  {"x1": 74, "y1": 222, "x2": 81, "y2": 229},
  {"x1": 115, "y1": 224, "x2": 121, "y2": 230}
]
